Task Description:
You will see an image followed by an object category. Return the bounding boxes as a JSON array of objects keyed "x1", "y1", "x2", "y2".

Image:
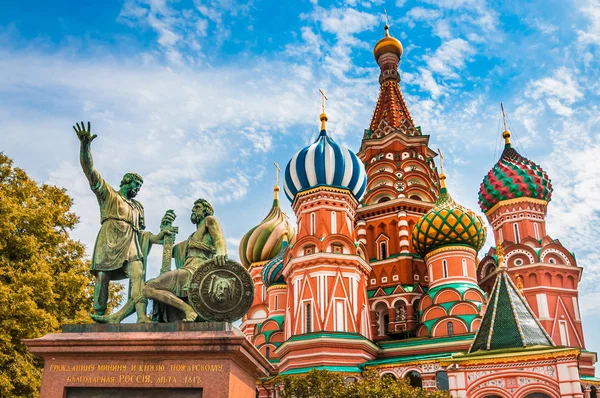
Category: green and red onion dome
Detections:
[
  {"x1": 412, "y1": 176, "x2": 487, "y2": 258},
  {"x1": 239, "y1": 186, "x2": 296, "y2": 268},
  {"x1": 478, "y1": 132, "x2": 552, "y2": 213}
]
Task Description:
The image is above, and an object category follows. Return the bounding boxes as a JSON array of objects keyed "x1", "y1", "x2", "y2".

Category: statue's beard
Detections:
[{"x1": 190, "y1": 211, "x2": 204, "y2": 225}]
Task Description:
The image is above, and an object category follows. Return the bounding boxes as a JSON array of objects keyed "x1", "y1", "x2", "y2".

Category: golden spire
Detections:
[
  {"x1": 273, "y1": 162, "x2": 281, "y2": 200},
  {"x1": 501, "y1": 103, "x2": 511, "y2": 146},
  {"x1": 437, "y1": 148, "x2": 447, "y2": 188},
  {"x1": 516, "y1": 274, "x2": 524, "y2": 292},
  {"x1": 496, "y1": 239, "x2": 506, "y2": 271},
  {"x1": 319, "y1": 88, "x2": 328, "y2": 131}
]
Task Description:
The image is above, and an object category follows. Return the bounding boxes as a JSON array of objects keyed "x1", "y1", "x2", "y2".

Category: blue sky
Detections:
[{"x1": 1, "y1": 0, "x2": 600, "y2": 367}]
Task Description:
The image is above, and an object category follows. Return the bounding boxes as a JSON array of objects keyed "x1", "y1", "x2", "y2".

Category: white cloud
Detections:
[
  {"x1": 577, "y1": 0, "x2": 600, "y2": 45},
  {"x1": 423, "y1": 38, "x2": 474, "y2": 79},
  {"x1": 525, "y1": 67, "x2": 584, "y2": 116}
]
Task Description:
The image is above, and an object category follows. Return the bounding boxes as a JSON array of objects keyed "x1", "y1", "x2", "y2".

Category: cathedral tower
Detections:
[
  {"x1": 277, "y1": 109, "x2": 376, "y2": 374},
  {"x1": 477, "y1": 112, "x2": 590, "y2": 372},
  {"x1": 356, "y1": 25, "x2": 440, "y2": 340}
]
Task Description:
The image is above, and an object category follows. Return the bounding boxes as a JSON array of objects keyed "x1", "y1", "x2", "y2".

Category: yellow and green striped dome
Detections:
[
  {"x1": 239, "y1": 187, "x2": 296, "y2": 268},
  {"x1": 412, "y1": 184, "x2": 486, "y2": 258}
]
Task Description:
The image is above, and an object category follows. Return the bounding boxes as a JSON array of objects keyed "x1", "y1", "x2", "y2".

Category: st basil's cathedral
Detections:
[{"x1": 238, "y1": 25, "x2": 598, "y2": 398}]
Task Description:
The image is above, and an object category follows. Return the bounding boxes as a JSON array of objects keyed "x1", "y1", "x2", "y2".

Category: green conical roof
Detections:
[{"x1": 469, "y1": 267, "x2": 554, "y2": 352}]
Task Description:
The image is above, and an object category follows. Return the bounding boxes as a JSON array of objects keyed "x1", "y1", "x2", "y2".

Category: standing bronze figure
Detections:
[{"x1": 74, "y1": 122, "x2": 173, "y2": 323}]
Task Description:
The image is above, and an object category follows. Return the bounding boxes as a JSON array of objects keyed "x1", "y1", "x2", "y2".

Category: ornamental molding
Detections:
[
  {"x1": 505, "y1": 249, "x2": 536, "y2": 265},
  {"x1": 485, "y1": 197, "x2": 548, "y2": 217},
  {"x1": 540, "y1": 248, "x2": 572, "y2": 266},
  {"x1": 424, "y1": 245, "x2": 477, "y2": 262}
]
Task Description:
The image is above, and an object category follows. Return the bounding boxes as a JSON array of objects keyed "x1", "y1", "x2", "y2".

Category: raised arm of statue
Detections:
[
  {"x1": 206, "y1": 215, "x2": 227, "y2": 266},
  {"x1": 73, "y1": 121, "x2": 101, "y2": 192}
]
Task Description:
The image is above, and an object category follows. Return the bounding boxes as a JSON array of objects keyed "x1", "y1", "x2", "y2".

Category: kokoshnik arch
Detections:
[{"x1": 238, "y1": 25, "x2": 599, "y2": 398}]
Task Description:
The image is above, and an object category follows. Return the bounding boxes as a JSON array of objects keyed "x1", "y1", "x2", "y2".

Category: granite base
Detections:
[{"x1": 24, "y1": 322, "x2": 274, "y2": 398}]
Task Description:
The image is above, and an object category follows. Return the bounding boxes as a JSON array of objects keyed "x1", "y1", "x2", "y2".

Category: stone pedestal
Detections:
[{"x1": 24, "y1": 322, "x2": 274, "y2": 398}]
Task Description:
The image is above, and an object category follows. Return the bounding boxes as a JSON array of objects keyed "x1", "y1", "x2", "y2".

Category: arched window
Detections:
[
  {"x1": 265, "y1": 346, "x2": 270, "y2": 359},
  {"x1": 378, "y1": 197, "x2": 391, "y2": 203},
  {"x1": 513, "y1": 223, "x2": 520, "y2": 243},
  {"x1": 436, "y1": 371, "x2": 449, "y2": 391},
  {"x1": 310, "y1": 213, "x2": 316, "y2": 235},
  {"x1": 274, "y1": 295, "x2": 278, "y2": 310},
  {"x1": 410, "y1": 195, "x2": 421, "y2": 201},
  {"x1": 380, "y1": 242, "x2": 388, "y2": 260},
  {"x1": 534, "y1": 222, "x2": 540, "y2": 240},
  {"x1": 331, "y1": 211, "x2": 337, "y2": 234},
  {"x1": 462, "y1": 259, "x2": 468, "y2": 277},
  {"x1": 447, "y1": 321, "x2": 454, "y2": 336},
  {"x1": 591, "y1": 385, "x2": 598, "y2": 398},
  {"x1": 524, "y1": 394, "x2": 552, "y2": 398},
  {"x1": 412, "y1": 299, "x2": 420, "y2": 321},
  {"x1": 305, "y1": 303, "x2": 312, "y2": 333},
  {"x1": 405, "y1": 371, "x2": 422, "y2": 388},
  {"x1": 442, "y1": 260, "x2": 448, "y2": 278}
]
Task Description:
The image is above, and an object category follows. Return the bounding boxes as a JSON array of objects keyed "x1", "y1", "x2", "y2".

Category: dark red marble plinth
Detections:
[{"x1": 24, "y1": 323, "x2": 274, "y2": 398}]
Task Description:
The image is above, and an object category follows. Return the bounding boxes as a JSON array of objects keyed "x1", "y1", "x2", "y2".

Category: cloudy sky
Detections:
[{"x1": 1, "y1": 0, "x2": 599, "y2": 364}]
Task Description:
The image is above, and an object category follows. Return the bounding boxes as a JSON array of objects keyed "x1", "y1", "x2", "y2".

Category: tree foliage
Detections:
[
  {"x1": 0, "y1": 153, "x2": 123, "y2": 397},
  {"x1": 272, "y1": 369, "x2": 450, "y2": 398}
]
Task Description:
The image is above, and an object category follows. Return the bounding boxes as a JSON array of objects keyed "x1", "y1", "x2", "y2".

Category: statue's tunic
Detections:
[
  {"x1": 146, "y1": 222, "x2": 215, "y2": 299},
  {"x1": 90, "y1": 176, "x2": 146, "y2": 280}
]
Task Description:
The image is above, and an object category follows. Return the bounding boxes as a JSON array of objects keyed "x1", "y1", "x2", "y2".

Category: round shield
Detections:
[{"x1": 188, "y1": 259, "x2": 254, "y2": 322}]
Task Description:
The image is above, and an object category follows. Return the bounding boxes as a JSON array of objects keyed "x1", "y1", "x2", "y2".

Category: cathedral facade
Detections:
[{"x1": 239, "y1": 26, "x2": 597, "y2": 398}]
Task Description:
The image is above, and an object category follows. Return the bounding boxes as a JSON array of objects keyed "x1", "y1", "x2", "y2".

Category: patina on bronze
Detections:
[
  {"x1": 188, "y1": 259, "x2": 253, "y2": 322},
  {"x1": 73, "y1": 121, "x2": 174, "y2": 323},
  {"x1": 143, "y1": 198, "x2": 253, "y2": 323}
]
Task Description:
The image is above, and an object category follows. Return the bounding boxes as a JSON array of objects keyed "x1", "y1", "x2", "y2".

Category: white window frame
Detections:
[
  {"x1": 335, "y1": 300, "x2": 346, "y2": 332},
  {"x1": 573, "y1": 297, "x2": 581, "y2": 321},
  {"x1": 331, "y1": 211, "x2": 337, "y2": 234},
  {"x1": 534, "y1": 223, "x2": 540, "y2": 240},
  {"x1": 559, "y1": 320, "x2": 570, "y2": 346},
  {"x1": 310, "y1": 213, "x2": 316, "y2": 236},
  {"x1": 462, "y1": 259, "x2": 468, "y2": 277},
  {"x1": 536, "y1": 293, "x2": 550, "y2": 319}
]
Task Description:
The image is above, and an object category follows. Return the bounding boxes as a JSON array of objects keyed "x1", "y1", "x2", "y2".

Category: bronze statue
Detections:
[
  {"x1": 73, "y1": 122, "x2": 174, "y2": 323},
  {"x1": 143, "y1": 199, "x2": 228, "y2": 322}
]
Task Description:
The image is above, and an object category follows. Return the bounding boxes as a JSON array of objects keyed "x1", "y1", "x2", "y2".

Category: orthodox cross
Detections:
[
  {"x1": 319, "y1": 88, "x2": 328, "y2": 114},
  {"x1": 437, "y1": 147, "x2": 444, "y2": 174},
  {"x1": 501, "y1": 102, "x2": 508, "y2": 131},
  {"x1": 274, "y1": 162, "x2": 281, "y2": 187},
  {"x1": 383, "y1": 8, "x2": 390, "y2": 26}
]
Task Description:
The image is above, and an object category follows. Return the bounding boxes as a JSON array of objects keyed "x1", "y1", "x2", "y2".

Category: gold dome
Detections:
[{"x1": 373, "y1": 25, "x2": 403, "y2": 61}]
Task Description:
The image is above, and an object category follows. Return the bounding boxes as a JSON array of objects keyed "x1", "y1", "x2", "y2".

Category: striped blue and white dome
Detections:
[{"x1": 284, "y1": 128, "x2": 367, "y2": 202}]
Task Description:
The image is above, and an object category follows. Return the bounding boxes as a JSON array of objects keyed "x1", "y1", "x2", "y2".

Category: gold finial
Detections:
[
  {"x1": 383, "y1": 9, "x2": 391, "y2": 37},
  {"x1": 273, "y1": 162, "x2": 281, "y2": 200},
  {"x1": 283, "y1": 230, "x2": 289, "y2": 242},
  {"x1": 496, "y1": 239, "x2": 506, "y2": 270},
  {"x1": 319, "y1": 88, "x2": 328, "y2": 130},
  {"x1": 437, "y1": 148, "x2": 447, "y2": 188},
  {"x1": 501, "y1": 103, "x2": 511, "y2": 145}
]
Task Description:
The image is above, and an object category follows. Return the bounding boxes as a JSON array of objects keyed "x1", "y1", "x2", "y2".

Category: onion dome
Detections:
[
  {"x1": 374, "y1": 25, "x2": 403, "y2": 61},
  {"x1": 412, "y1": 172, "x2": 486, "y2": 258},
  {"x1": 239, "y1": 185, "x2": 296, "y2": 268},
  {"x1": 284, "y1": 113, "x2": 367, "y2": 202},
  {"x1": 479, "y1": 129, "x2": 552, "y2": 213},
  {"x1": 262, "y1": 233, "x2": 289, "y2": 287}
]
